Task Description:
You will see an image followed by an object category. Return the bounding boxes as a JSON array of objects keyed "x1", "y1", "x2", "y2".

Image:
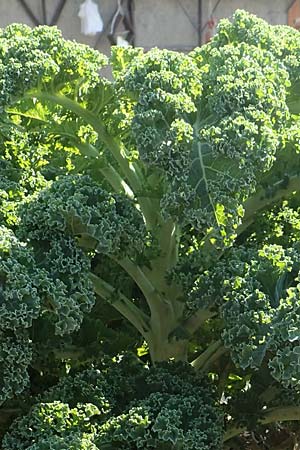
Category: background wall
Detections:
[
  {"x1": 0, "y1": 0, "x2": 295, "y2": 55},
  {"x1": 201, "y1": 0, "x2": 292, "y2": 42},
  {"x1": 202, "y1": 0, "x2": 292, "y2": 28}
]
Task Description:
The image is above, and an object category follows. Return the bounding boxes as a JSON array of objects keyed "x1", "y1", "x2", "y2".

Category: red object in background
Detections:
[
  {"x1": 204, "y1": 17, "x2": 217, "y2": 43},
  {"x1": 288, "y1": 0, "x2": 300, "y2": 30}
]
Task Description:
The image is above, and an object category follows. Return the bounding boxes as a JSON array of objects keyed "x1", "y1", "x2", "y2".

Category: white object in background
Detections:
[
  {"x1": 78, "y1": 0, "x2": 104, "y2": 36},
  {"x1": 116, "y1": 35, "x2": 130, "y2": 47}
]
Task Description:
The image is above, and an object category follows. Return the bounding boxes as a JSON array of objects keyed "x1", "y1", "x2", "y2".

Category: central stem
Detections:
[{"x1": 148, "y1": 333, "x2": 188, "y2": 362}]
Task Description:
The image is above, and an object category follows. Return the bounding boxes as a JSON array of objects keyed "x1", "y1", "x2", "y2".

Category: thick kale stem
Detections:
[
  {"x1": 90, "y1": 272, "x2": 150, "y2": 338},
  {"x1": 149, "y1": 220, "x2": 181, "y2": 285},
  {"x1": 111, "y1": 256, "x2": 186, "y2": 360},
  {"x1": 148, "y1": 335, "x2": 189, "y2": 363},
  {"x1": 114, "y1": 257, "x2": 174, "y2": 328},
  {"x1": 158, "y1": 220, "x2": 180, "y2": 270},
  {"x1": 115, "y1": 258, "x2": 162, "y2": 306},
  {"x1": 223, "y1": 406, "x2": 300, "y2": 442},
  {"x1": 191, "y1": 340, "x2": 226, "y2": 371},
  {"x1": 143, "y1": 220, "x2": 183, "y2": 314},
  {"x1": 99, "y1": 165, "x2": 134, "y2": 197}
]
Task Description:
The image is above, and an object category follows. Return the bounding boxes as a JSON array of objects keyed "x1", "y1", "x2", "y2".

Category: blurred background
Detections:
[{"x1": 0, "y1": 0, "x2": 299, "y2": 55}]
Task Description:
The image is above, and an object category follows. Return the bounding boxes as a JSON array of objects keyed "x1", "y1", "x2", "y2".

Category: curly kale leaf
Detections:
[
  {"x1": 43, "y1": 368, "x2": 112, "y2": 416},
  {"x1": 119, "y1": 36, "x2": 290, "y2": 245},
  {"x1": 211, "y1": 9, "x2": 300, "y2": 84},
  {"x1": 97, "y1": 362, "x2": 224, "y2": 449},
  {"x1": 19, "y1": 174, "x2": 147, "y2": 259},
  {"x1": 1, "y1": 226, "x2": 95, "y2": 337},
  {"x1": 26, "y1": 435, "x2": 99, "y2": 450},
  {"x1": 0, "y1": 331, "x2": 32, "y2": 405},
  {"x1": 0, "y1": 224, "x2": 96, "y2": 403},
  {"x1": 0, "y1": 121, "x2": 47, "y2": 226},
  {"x1": 209, "y1": 9, "x2": 300, "y2": 115},
  {"x1": 0, "y1": 228, "x2": 38, "y2": 403},
  {"x1": 0, "y1": 226, "x2": 41, "y2": 330},
  {"x1": 220, "y1": 244, "x2": 300, "y2": 375},
  {"x1": 4, "y1": 360, "x2": 223, "y2": 450},
  {"x1": 95, "y1": 362, "x2": 223, "y2": 449},
  {"x1": 182, "y1": 241, "x2": 300, "y2": 385},
  {"x1": 269, "y1": 281, "x2": 300, "y2": 388},
  {"x1": 2, "y1": 401, "x2": 100, "y2": 450},
  {"x1": 0, "y1": 24, "x2": 107, "y2": 108},
  {"x1": 33, "y1": 236, "x2": 96, "y2": 336}
]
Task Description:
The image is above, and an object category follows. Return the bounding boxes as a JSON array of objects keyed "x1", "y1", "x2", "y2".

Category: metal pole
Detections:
[
  {"x1": 198, "y1": 0, "x2": 202, "y2": 45},
  {"x1": 50, "y1": 0, "x2": 67, "y2": 26},
  {"x1": 41, "y1": 0, "x2": 47, "y2": 25},
  {"x1": 17, "y1": 0, "x2": 40, "y2": 26}
]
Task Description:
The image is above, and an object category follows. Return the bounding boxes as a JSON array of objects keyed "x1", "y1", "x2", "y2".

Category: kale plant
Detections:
[{"x1": 0, "y1": 10, "x2": 300, "y2": 449}]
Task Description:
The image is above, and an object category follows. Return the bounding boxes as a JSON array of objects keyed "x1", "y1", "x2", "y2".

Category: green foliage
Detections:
[
  {"x1": 19, "y1": 174, "x2": 147, "y2": 258},
  {"x1": 0, "y1": 23, "x2": 107, "y2": 108},
  {"x1": 1, "y1": 9, "x2": 300, "y2": 450},
  {"x1": 2, "y1": 401, "x2": 100, "y2": 450},
  {"x1": 3, "y1": 360, "x2": 223, "y2": 450},
  {"x1": 0, "y1": 224, "x2": 95, "y2": 404}
]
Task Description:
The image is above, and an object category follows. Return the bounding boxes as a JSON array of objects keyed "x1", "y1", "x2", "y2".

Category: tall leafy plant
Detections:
[{"x1": 0, "y1": 10, "x2": 300, "y2": 449}]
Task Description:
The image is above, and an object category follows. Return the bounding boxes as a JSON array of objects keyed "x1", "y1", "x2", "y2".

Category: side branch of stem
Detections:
[
  {"x1": 90, "y1": 272, "x2": 150, "y2": 338},
  {"x1": 181, "y1": 309, "x2": 216, "y2": 336},
  {"x1": 223, "y1": 406, "x2": 300, "y2": 443},
  {"x1": 191, "y1": 340, "x2": 226, "y2": 371},
  {"x1": 115, "y1": 257, "x2": 166, "y2": 313},
  {"x1": 27, "y1": 91, "x2": 142, "y2": 188},
  {"x1": 74, "y1": 141, "x2": 134, "y2": 197}
]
